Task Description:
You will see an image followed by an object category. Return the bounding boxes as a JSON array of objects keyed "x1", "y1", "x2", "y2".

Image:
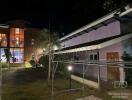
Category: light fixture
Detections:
[
  {"x1": 67, "y1": 65, "x2": 73, "y2": 71},
  {"x1": 53, "y1": 45, "x2": 58, "y2": 50}
]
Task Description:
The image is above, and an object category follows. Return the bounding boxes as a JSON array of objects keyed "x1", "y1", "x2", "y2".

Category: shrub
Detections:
[
  {"x1": 122, "y1": 51, "x2": 132, "y2": 86},
  {"x1": 29, "y1": 60, "x2": 36, "y2": 68},
  {"x1": 1, "y1": 62, "x2": 8, "y2": 68},
  {"x1": 38, "y1": 55, "x2": 69, "y2": 78}
]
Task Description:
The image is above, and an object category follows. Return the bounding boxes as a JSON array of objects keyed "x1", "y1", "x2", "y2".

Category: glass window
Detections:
[
  {"x1": 90, "y1": 54, "x2": 93, "y2": 61},
  {"x1": 89, "y1": 54, "x2": 99, "y2": 61},
  {"x1": 15, "y1": 28, "x2": 19, "y2": 34},
  {"x1": 10, "y1": 28, "x2": 24, "y2": 47},
  {"x1": 0, "y1": 48, "x2": 7, "y2": 62},
  {"x1": 94, "y1": 54, "x2": 98, "y2": 61},
  {"x1": 10, "y1": 48, "x2": 24, "y2": 63},
  {"x1": 0, "y1": 33, "x2": 7, "y2": 47}
]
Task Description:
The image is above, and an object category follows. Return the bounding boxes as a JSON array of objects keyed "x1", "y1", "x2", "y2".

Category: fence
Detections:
[{"x1": 51, "y1": 60, "x2": 132, "y2": 99}]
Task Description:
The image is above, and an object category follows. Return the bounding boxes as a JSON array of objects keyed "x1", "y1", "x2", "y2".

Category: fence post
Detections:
[
  {"x1": 82, "y1": 63, "x2": 85, "y2": 96},
  {"x1": 98, "y1": 63, "x2": 101, "y2": 90}
]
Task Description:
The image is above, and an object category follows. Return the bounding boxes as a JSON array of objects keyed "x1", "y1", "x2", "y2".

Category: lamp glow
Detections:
[{"x1": 67, "y1": 65, "x2": 73, "y2": 71}]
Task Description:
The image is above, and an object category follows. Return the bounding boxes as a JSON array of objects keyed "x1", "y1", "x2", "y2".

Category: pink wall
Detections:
[
  {"x1": 61, "y1": 21, "x2": 120, "y2": 48},
  {"x1": 99, "y1": 42, "x2": 123, "y2": 61}
]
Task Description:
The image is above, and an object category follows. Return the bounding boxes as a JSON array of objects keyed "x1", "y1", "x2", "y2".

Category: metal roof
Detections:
[{"x1": 59, "y1": 6, "x2": 132, "y2": 41}]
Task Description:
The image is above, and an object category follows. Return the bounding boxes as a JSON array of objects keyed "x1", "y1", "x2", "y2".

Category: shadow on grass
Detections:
[{"x1": 2, "y1": 68, "x2": 47, "y2": 84}]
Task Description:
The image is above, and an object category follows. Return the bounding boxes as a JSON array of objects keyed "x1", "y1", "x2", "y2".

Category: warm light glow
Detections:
[
  {"x1": 53, "y1": 45, "x2": 58, "y2": 50},
  {"x1": 15, "y1": 28, "x2": 19, "y2": 34},
  {"x1": 43, "y1": 48, "x2": 46, "y2": 51},
  {"x1": 0, "y1": 33, "x2": 7, "y2": 46},
  {"x1": 10, "y1": 28, "x2": 24, "y2": 47},
  {"x1": 25, "y1": 61, "x2": 32, "y2": 68},
  {"x1": 16, "y1": 41, "x2": 19, "y2": 44},
  {"x1": 67, "y1": 65, "x2": 73, "y2": 71}
]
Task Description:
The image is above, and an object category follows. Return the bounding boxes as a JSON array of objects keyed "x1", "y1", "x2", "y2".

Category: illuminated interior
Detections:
[
  {"x1": 10, "y1": 48, "x2": 24, "y2": 63},
  {"x1": 10, "y1": 28, "x2": 24, "y2": 47},
  {"x1": 10, "y1": 28, "x2": 24, "y2": 63},
  {"x1": 0, "y1": 48, "x2": 7, "y2": 62},
  {"x1": 0, "y1": 33, "x2": 7, "y2": 47},
  {"x1": 0, "y1": 33, "x2": 7, "y2": 62}
]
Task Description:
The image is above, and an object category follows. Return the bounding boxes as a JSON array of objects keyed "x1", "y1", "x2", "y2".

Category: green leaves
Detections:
[{"x1": 36, "y1": 29, "x2": 60, "y2": 50}]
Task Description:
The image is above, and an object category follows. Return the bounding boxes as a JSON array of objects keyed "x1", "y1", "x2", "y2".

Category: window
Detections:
[
  {"x1": 0, "y1": 33, "x2": 7, "y2": 47},
  {"x1": 10, "y1": 28, "x2": 24, "y2": 47},
  {"x1": 90, "y1": 55, "x2": 94, "y2": 61},
  {"x1": 10, "y1": 48, "x2": 24, "y2": 63},
  {"x1": 94, "y1": 54, "x2": 98, "y2": 61},
  {"x1": 89, "y1": 53, "x2": 99, "y2": 61},
  {"x1": 15, "y1": 28, "x2": 19, "y2": 34},
  {"x1": 9, "y1": 28, "x2": 24, "y2": 63},
  {"x1": 0, "y1": 48, "x2": 7, "y2": 62}
]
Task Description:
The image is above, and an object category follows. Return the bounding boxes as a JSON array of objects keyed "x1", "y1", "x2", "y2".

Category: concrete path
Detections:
[{"x1": 76, "y1": 95, "x2": 102, "y2": 100}]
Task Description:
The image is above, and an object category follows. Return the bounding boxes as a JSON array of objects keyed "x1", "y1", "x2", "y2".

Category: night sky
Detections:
[{"x1": 0, "y1": 0, "x2": 131, "y2": 37}]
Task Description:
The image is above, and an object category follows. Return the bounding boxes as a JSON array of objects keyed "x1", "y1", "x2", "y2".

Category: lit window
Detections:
[
  {"x1": 0, "y1": 33, "x2": 7, "y2": 47},
  {"x1": 15, "y1": 28, "x2": 19, "y2": 34}
]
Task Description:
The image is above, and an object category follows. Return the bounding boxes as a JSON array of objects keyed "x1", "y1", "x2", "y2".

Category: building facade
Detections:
[
  {"x1": 55, "y1": 6, "x2": 132, "y2": 82},
  {"x1": 0, "y1": 20, "x2": 40, "y2": 65}
]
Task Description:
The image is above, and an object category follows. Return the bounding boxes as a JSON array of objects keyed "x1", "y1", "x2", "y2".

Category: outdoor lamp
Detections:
[
  {"x1": 67, "y1": 65, "x2": 73, "y2": 89},
  {"x1": 67, "y1": 65, "x2": 73, "y2": 71}
]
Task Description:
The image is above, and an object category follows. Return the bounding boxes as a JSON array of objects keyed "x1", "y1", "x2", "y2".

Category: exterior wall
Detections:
[
  {"x1": 99, "y1": 42, "x2": 123, "y2": 61},
  {"x1": 99, "y1": 42, "x2": 124, "y2": 81},
  {"x1": 0, "y1": 21, "x2": 41, "y2": 65},
  {"x1": 24, "y1": 28, "x2": 40, "y2": 62},
  {"x1": 68, "y1": 50, "x2": 101, "y2": 81},
  {"x1": 61, "y1": 21, "x2": 120, "y2": 49},
  {"x1": 72, "y1": 42, "x2": 124, "y2": 81}
]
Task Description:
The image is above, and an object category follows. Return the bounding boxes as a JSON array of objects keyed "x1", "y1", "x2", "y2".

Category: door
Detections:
[{"x1": 107, "y1": 52, "x2": 120, "y2": 81}]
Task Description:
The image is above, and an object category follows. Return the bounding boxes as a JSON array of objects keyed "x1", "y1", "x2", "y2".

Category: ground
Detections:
[{"x1": 1, "y1": 67, "x2": 132, "y2": 100}]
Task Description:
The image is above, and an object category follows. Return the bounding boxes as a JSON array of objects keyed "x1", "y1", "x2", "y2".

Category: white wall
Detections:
[{"x1": 61, "y1": 21, "x2": 120, "y2": 49}]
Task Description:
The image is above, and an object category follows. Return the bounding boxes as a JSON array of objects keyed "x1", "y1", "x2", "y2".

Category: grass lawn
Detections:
[{"x1": 1, "y1": 68, "x2": 124, "y2": 100}]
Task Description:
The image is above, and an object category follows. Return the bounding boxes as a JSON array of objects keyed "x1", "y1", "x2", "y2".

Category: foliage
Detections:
[
  {"x1": 36, "y1": 29, "x2": 60, "y2": 81},
  {"x1": 103, "y1": 0, "x2": 127, "y2": 12},
  {"x1": 54, "y1": 55, "x2": 70, "y2": 78},
  {"x1": 122, "y1": 51, "x2": 132, "y2": 86},
  {"x1": 38, "y1": 55, "x2": 69, "y2": 78},
  {"x1": 36, "y1": 29, "x2": 60, "y2": 50},
  {"x1": 2, "y1": 69, "x2": 112, "y2": 100},
  {"x1": 38, "y1": 55, "x2": 49, "y2": 70},
  {"x1": 3, "y1": 48, "x2": 12, "y2": 63},
  {"x1": 0, "y1": 62, "x2": 8, "y2": 68},
  {"x1": 103, "y1": 0, "x2": 117, "y2": 12},
  {"x1": 29, "y1": 60, "x2": 36, "y2": 68}
]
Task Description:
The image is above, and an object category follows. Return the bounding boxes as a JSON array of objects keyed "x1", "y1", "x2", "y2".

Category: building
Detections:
[
  {"x1": 0, "y1": 20, "x2": 41, "y2": 66},
  {"x1": 55, "y1": 6, "x2": 132, "y2": 82}
]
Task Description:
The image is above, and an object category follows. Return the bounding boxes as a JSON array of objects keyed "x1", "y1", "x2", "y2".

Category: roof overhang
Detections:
[
  {"x1": 0, "y1": 25, "x2": 9, "y2": 28},
  {"x1": 55, "y1": 33, "x2": 132, "y2": 54},
  {"x1": 59, "y1": 7, "x2": 132, "y2": 41}
]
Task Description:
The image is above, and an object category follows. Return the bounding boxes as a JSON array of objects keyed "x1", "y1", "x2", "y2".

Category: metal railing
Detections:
[{"x1": 51, "y1": 60, "x2": 132, "y2": 98}]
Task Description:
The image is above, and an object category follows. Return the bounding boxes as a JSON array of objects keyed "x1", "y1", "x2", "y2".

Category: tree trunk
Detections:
[{"x1": 48, "y1": 49, "x2": 51, "y2": 82}]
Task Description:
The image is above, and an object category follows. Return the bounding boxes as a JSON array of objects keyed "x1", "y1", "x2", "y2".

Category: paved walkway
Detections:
[{"x1": 76, "y1": 95, "x2": 102, "y2": 100}]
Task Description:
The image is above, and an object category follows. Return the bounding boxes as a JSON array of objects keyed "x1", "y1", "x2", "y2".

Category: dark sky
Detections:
[{"x1": 0, "y1": 0, "x2": 131, "y2": 37}]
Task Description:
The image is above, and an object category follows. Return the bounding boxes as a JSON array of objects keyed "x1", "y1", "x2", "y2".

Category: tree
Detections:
[
  {"x1": 36, "y1": 29, "x2": 60, "y2": 82},
  {"x1": 122, "y1": 51, "x2": 132, "y2": 86},
  {"x1": 103, "y1": 0, "x2": 128, "y2": 12},
  {"x1": 4, "y1": 48, "x2": 12, "y2": 63}
]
